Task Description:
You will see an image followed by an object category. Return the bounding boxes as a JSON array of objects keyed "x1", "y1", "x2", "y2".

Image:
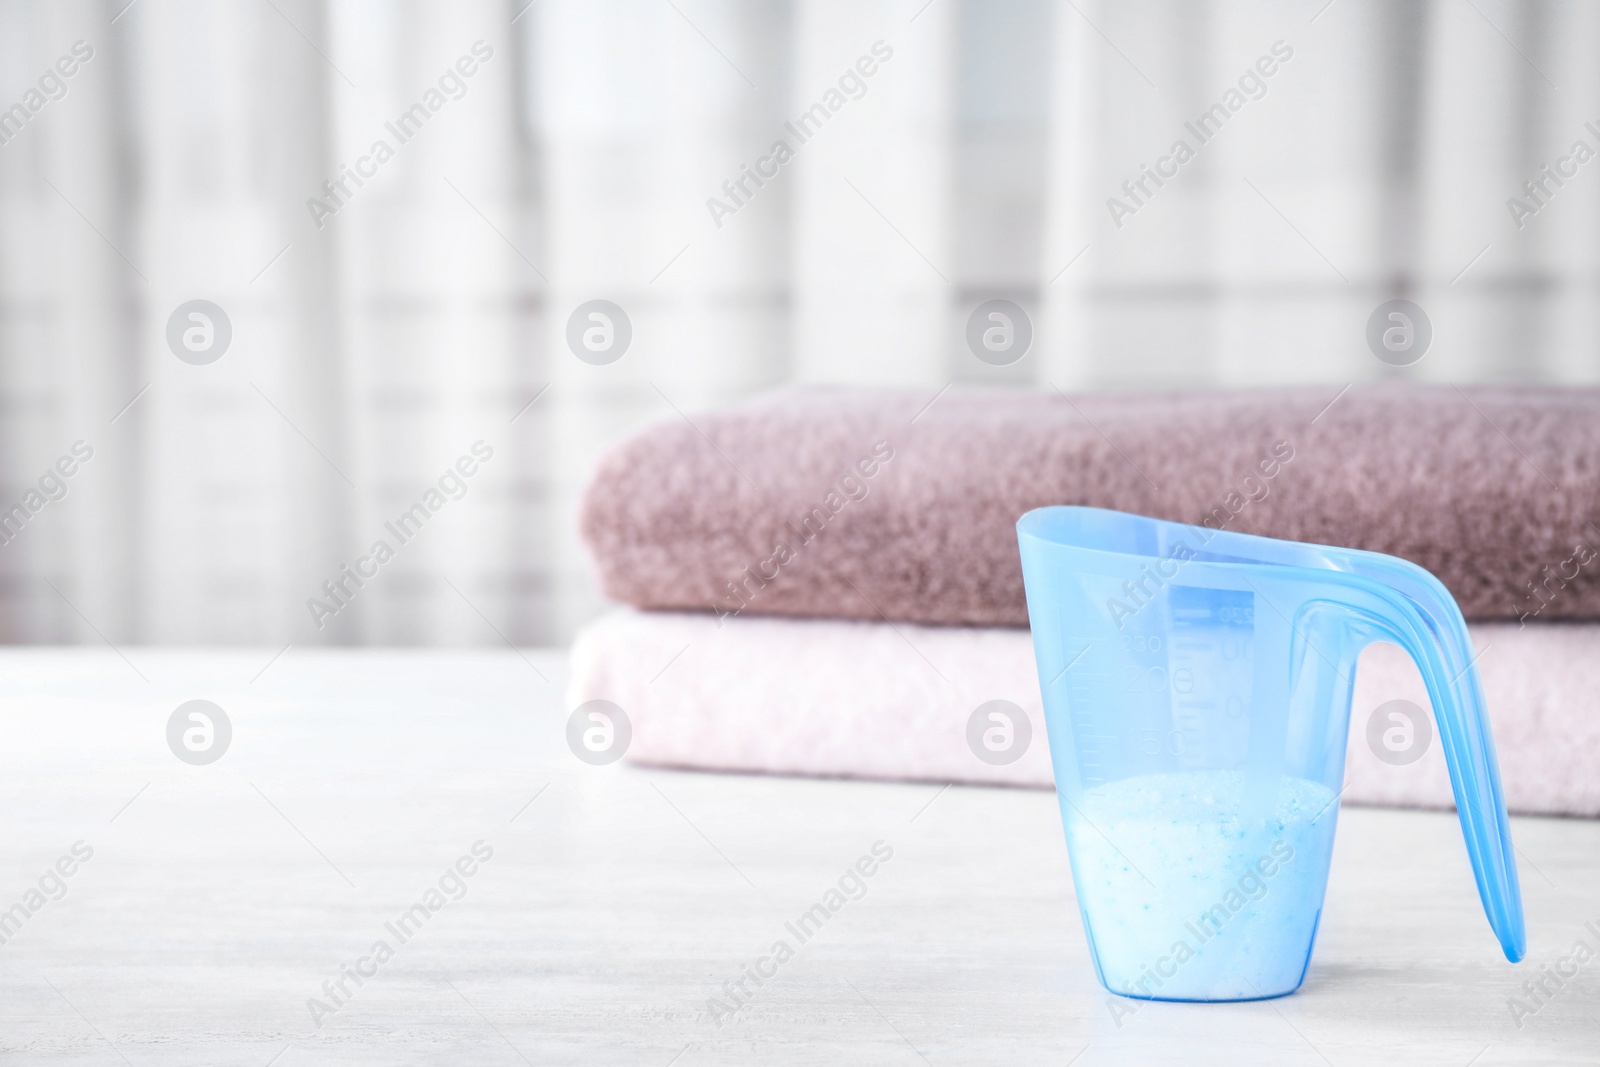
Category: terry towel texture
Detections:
[
  {"x1": 570, "y1": 609, "x2": 1600, "y2": 818},
  {"x1": 580, "y1": 384, "x2": 1600, "y2": 627}
]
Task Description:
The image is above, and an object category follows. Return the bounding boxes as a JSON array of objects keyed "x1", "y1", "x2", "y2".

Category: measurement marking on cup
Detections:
[{"x1": 1050, "y1": 644, "x2": 1092, "y2": 687}]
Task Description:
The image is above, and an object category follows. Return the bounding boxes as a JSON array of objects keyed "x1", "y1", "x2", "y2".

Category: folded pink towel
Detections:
[
  {"x1": 580, "y1": 384, "x2": 1600, "y2": 626},
  {"x1": 569, "y1": 610, "x2": 1600, "y2": 817}
]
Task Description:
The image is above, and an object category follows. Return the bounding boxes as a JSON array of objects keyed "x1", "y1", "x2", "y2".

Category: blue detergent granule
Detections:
[{"x1": 1062, "y1": 770, "x2": 1339, "y2": 1000}]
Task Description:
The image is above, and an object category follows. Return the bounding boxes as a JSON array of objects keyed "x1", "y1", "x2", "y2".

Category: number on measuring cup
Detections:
[
  {"x1": 1137, "y1": 728, "x2": 1190, "y2": 756},
  {"x1": 1122, "y1": 665, "x2": 1169, "y2": 693}
]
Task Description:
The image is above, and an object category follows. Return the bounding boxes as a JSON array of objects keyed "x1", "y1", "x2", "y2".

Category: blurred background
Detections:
[{"x1": 0, "y1": 0, "x2": 1592, "y2": 647}]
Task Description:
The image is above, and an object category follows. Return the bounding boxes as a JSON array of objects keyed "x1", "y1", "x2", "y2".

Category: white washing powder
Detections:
[{"x1": 1061, "y1": 770, "x2": 1339, "y2": 1001}]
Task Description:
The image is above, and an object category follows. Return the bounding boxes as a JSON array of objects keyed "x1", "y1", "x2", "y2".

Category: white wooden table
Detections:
[{"x1": 0, "y1": 649, "x2": 1595, "y2": 1065}]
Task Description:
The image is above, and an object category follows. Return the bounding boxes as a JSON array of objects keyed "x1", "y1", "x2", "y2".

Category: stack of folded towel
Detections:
[{"x1": 570, "y1": 384, "x2": 1600, "y2": 817}]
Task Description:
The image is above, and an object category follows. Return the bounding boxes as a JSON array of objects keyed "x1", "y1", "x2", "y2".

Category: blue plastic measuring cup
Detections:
[{"x1": 1016, "y1": 505, "x2": 1524, "y2": 1001}]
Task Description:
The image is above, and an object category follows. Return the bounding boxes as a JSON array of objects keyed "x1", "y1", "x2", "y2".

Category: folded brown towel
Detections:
[{"x1": 580, "y1": 384, "x2": 1600, "y2": 626}]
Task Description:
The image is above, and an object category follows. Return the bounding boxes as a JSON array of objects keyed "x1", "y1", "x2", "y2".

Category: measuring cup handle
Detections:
[{"x1": 1369, "y1": 576, "x2": 1526, "y2": 963}]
